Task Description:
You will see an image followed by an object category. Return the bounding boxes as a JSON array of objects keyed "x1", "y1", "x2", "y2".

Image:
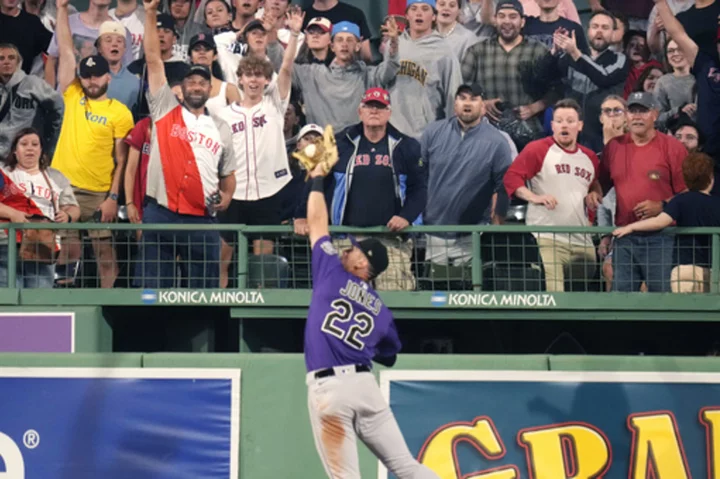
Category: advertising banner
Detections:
[
  {"x1": 0, "y1": 313, "x2": 74, "y2": 352},
  {"x1": 0, "y1": 368, "x2": 240, "y2": 478},
  {"x1": 380, "y1": 370, "x2": 720, "y2": 479}
]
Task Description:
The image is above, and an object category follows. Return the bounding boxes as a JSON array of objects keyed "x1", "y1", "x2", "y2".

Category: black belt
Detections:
[{"x1": 314, "y1": 364, "x2": 371, "y2": 379}]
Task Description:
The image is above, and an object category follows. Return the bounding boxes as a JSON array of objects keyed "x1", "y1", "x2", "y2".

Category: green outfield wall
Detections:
[{"x1": 1, "y1": 353, "x2": 719, "y2": 478}]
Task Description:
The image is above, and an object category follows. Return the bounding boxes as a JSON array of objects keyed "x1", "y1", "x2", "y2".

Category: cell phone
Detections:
[{"x1": 93, "y1": 210, "x2": 102, "y2": 222}]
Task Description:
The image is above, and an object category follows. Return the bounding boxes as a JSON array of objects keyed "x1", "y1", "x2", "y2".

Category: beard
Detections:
[
  {"x1": 498, "y1": 26, "x2": 520, "y2": 43},
  {"x1": 590, "y1": 37, "x2": 609, "y2": 52},
  {"x1": 183, "y1": 90, "x2": 209, "y2": 109},
  {"x1": 458, "y1": 111, "x2": 482, "y2": 126},
  {"x1": 82, "y1": 82, "x2": 109, "y2": 99}
]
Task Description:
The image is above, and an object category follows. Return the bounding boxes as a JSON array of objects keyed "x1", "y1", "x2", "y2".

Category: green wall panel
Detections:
[
  {"x1": 0, "y1": 352, "x2": 142, "y2": 367},
  {"x1": 550, "y1": 355, "x2": 720, "y2": 372}
]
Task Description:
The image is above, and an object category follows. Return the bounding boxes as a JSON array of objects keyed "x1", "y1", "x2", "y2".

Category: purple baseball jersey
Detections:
[{"x1": 304, "y1": 236, "x2": 402, "y2": 372}]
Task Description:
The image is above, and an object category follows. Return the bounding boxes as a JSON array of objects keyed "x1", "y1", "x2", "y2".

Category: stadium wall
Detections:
[{"x1": 1, "y1": 353, "x2": 720, "y2": 478}]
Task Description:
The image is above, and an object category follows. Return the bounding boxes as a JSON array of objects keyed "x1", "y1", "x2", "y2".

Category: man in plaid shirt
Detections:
[{"x1": 460, "y1": 0, "x2": 559, "y2": 150}]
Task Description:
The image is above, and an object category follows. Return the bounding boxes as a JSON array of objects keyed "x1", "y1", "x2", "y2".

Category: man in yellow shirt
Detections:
[{"x1": 53, "y1": 0, "x2": 134, "y2": 288}]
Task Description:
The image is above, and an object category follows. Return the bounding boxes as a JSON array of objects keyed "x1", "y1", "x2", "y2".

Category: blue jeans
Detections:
[
  {"x1": 612, "y1": 233, "x2": 674, "y2": 292},
  {"x1": 0, "y1": 244, "x2": 55, "y2": 288},
  {"x1": 135, "y1": 202, "x2": 220, "y2": 288}
]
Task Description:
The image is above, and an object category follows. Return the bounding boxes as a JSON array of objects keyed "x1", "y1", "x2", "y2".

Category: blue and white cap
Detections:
[
  {"x1": 331, "y1": 21, "x2": 361, "y2": 39},
  {"x1": 406, "y1": 0, "x2": 436, "y2": 8}
]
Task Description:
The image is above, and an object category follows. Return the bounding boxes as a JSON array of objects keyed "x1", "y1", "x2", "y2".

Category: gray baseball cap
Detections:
[{"x1": 627, "y1": 91, "x2": 657, "y2": 110}]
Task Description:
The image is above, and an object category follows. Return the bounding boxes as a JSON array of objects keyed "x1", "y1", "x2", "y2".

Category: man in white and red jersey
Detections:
[
  {"x1": 216, "y1": 9, "x2": 301, "y2": 288},
  {"x1": 138, "y1": 0, "x2": 237, "y2": 288},
  {"x1": 504, "y1": 98, "x2": 602, "y2": 291}
]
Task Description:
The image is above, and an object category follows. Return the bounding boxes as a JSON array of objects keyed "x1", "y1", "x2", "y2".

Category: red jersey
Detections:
[
  {"x1": 124, "y1": 117, "x2": 152, "y2": 220},
  {"x1": 601, "y1": 132, "x2": 687, "y2": 227}
]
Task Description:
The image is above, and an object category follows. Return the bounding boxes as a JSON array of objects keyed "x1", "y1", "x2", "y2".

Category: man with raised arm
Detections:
[{"x1": 136, "y1": 0, "x2": 237, "y2": 288}]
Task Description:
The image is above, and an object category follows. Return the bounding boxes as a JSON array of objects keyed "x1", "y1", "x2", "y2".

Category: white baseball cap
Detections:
[
  {"x1": 99, "y1": 21, "x2": 126, "y2": 38},
  {"x1": 298, "y1": 124, "x2": 324, "y2": 140}
]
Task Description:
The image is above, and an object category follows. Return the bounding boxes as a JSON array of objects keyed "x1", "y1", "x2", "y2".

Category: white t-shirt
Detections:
[{"x1": 217, "y1": 87, "x2": 292, "y2": 201}]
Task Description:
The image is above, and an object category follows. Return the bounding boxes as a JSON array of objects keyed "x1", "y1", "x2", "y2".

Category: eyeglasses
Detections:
[
  {"x1": 667, "y1": 47, "x2": 681, "y2": 55},
  {"x1": 361, "y1": 103, "x2": 389, "y2": 111},
  {"x1": 601, "y1": 107, "x2": 625, "y2": 116}
]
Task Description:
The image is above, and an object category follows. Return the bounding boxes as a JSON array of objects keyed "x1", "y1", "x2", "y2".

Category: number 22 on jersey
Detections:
[{"x1": 321, "y1": 299, "x2": 375, "y2": 350}]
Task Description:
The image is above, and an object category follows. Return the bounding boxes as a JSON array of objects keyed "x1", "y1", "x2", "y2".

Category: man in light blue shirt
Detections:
[
  {"x1": 96, "y1": 20, "x2": 141, "y2": 114},
  {"x1": 421, "y1": 83, "x2": 513, "y2": 264}
]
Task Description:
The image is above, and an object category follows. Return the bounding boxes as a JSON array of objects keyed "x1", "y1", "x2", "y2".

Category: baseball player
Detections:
[{"x1": 303, "y1": 158, "x2": 439, "y2": 479}]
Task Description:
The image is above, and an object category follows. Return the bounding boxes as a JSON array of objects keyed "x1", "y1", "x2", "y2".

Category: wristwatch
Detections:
[{"x1": 108, "y1": 193, "x2": 119, "y2": 201}]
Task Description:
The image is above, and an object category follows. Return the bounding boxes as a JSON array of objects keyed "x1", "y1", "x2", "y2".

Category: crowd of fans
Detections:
[{"x1": 0, "y1": 0, "x2": 719, "y2": 294}]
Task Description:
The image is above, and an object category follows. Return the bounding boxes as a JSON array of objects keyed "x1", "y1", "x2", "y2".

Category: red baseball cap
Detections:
[{"x1": 362, "y1": 87, "x2": 391, "y2": 106}]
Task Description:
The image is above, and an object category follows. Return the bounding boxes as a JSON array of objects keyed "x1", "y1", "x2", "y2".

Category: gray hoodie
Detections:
[
  {"x1": 0, "y1": 69, "x2": 63, "y2": 159},
  {"x1": 388, "y1": 31, "x2": 462, "y2": 139},
  {"x1": 162, "y1": 0, "x2": 207, "y2": 62},
  {"x1": 293, "y1": 51, "x2": 400, "y2": 132}
]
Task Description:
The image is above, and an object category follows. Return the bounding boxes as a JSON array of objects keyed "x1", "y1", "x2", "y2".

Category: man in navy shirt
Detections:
[{"x1": 304, "y1": 159, "x2": 439, "y2": 478}]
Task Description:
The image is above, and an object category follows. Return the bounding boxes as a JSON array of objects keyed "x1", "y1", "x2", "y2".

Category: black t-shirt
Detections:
[
  {"x1": 343, "y1": 136, "x2": 398, "y2": 227},
  {"x1": 523, "y1": 17, "x2": 589, "y2": 54},
  {"x1": 677, "y1": 1, "x2": 720, "y2": 58},
  {"x1": 692, "y1": 52, "x2": 720, "y2": 159},
  {"x1": 0, "y1": 10, "x2": 52, "y2": 74},
  {"x1": 664, "y1": 191, "x2": 720, "y2": 266},
  {"x1": 301, "y1": 2, "x2": 372, "y2": 40}
]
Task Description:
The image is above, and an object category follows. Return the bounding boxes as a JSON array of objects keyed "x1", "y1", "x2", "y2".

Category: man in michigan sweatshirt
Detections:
[{"x1": 387, "y1": 0, "x2": 462, "y2": 138}]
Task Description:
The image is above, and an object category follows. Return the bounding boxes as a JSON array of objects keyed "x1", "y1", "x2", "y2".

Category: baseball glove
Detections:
[{"x1": 292, "y1": 124, "x2": 339, "y2": 179}]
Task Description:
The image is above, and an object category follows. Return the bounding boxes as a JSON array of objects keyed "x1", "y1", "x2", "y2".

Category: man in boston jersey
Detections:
[
  {"x1": 216, "y1": 8, "x2": 302, "y2": 288},
  {"x1": 138, "y1": 0, "x2": 238, "y2": 288},
  {"x1": 304, "y1": 163, "x2": 439, "y2": 479},
  {"x1": 504, "y1": 98, "x2": 602, "y2": 291}
]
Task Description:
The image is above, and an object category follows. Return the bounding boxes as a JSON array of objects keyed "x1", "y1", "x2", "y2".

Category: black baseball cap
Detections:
[
  {"x1": 189, "y1": 32, "x2": 216, "y2": 50},
  {"x1": 351, "y1": 237, "x2": 389, "y2": 280},
  {"x1": 456, "y1": 83, "x2": 485, "y2": 98},
  {"x1": 244, "y1": 19, "x2": 266, "y2": 34},
  {"x1": 156, "y1": 13, "x2": 178, "y2": 36},
  {"x1": 627, "y1": 91, "x2": 657, "y2": 110},
  {"x1": 78, "y1": 55, "x2": 110, "y2": 78},
  {"x1": 496, "y1": 0, "x2": 524, "y2": 16},
  {"x1": 184, "y1": 63, "x2": 212, "y2": 80}
]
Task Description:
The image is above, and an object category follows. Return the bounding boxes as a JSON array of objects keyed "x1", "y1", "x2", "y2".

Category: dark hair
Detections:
[
  {"x1": 237, "y1": 55, "x2": 273, "y2": 80},
  {"x1": 3, "y1": 128, "x2": 49, "y2": 171},
  {"x1": 623, "y1": 30, "x2": 650, "y2": 58},
  {"x1": 671, "y1": 117, "x2": 705, "y2": 147},
  {"x1": 683, "y1": 152, "x2": 714, "y2": 191},
  {"x1": 287, "y1": 100, "x2": 305, "y2": 136},
  {"x1": 588, "y1": 10, "x2": 617, "y2": 30},
  {"x1": 633, "y1": 65, "x2": 664, "y2": 93},
  {"x1": 610, "y1": 10, "x2": 629, "y2": 34},
  {"x1": 554, "y1": 98, "x2": 583, "y2": 120}
]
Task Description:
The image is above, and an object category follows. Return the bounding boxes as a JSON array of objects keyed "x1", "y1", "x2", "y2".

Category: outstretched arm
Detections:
[
  {"x1": 55, "y1": 0, "x2": 76, "y2": 93},
  {"x1": 278, "y1": 7, "x2": 303, "y2": 101},
  {"x1": 307, "y1": 164, "x2": 330, "y2": 249},
  {"x1": 653, "y1": 0, "x2": 698, "y2": 66},
  {"x1": 142, "y1": 0, "x2": 168, "y2": 96}
]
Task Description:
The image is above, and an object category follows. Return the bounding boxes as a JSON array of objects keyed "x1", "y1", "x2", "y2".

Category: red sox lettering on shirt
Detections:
[{"x1": 504, "y1": 136, "x2": 600, "y2": 245}]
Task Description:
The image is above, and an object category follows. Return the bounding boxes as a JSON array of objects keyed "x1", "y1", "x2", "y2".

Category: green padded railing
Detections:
[{"x1": 3, "y1": 223, "x2": 720, "y2": 316}]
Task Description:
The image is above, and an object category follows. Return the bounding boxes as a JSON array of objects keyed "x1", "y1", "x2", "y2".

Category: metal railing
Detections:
[{"x1": 2, "y1": 223, "x2": 720, "y2": 295}]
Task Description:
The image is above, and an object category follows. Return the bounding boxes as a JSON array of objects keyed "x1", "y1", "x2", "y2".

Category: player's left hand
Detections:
[
  {"x1": 387, "y1": 215, "x2": 410, "y2": 232},
  {"x1": 633, "y1": 200, "x2": 663, "y2": 219}
]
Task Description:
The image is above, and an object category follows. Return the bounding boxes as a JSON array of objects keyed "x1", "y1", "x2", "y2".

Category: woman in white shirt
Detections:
[{"x1": 0, "y1": 128, "x2": 80, "y2": 288}]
